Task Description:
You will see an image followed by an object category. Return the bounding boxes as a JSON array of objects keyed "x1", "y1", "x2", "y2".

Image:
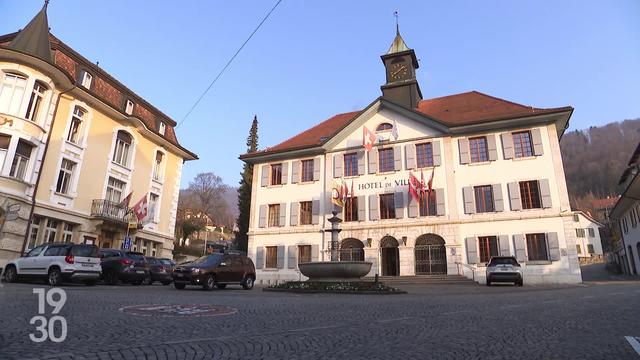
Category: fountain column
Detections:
[{"x1": 327, "y1": 210, "x2": 342, "y2": 261}]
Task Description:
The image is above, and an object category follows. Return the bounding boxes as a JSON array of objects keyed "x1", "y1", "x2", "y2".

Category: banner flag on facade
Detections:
[
  {"x1": 391, "y1": 119, "x2": 399, "y2": 140},
  {"x1": 132, "y1": 194, "x2": 149, "y2": 221},
  {"x1": 331, "y1": 180, "x2": 344, "y2": 207},
  {"x1": 119, "y1": 192, "x2": 132, "y2": 208},
  {"x1": 362, "y1": 126, "x2": 376, "y2": 151},
  {"x1": 420, "y1": 170, "x2": 427, "y2": 196},
  {"x1": 427, "y1": 167, "x2": 435, "y2": 195},
  {"x1": 408, "y1": 172, "x2": 421, "y2": 203}
]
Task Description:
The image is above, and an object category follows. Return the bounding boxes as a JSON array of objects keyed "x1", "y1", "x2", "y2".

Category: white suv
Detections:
[{"x1": 2, "y1": 243, "x2": 102, "y2": 286}]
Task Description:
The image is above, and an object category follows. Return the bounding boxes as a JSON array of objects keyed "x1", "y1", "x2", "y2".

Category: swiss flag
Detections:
[
  {"x1": 132, "y1": 195, "x2": 148, "y2": 222},
  {"x1": 362, "y1": 126, "x2": 377, "y2": 151}
]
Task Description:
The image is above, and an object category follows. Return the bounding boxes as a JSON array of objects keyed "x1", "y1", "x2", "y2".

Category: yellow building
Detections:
[{"x1": 0, "y1": 5, "x2": 197, "y2": 267}]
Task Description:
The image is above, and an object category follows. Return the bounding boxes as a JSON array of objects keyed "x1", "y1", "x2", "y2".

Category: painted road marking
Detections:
[{"x1": 625, "y1": 336, "x2": 640, "y2": 356}]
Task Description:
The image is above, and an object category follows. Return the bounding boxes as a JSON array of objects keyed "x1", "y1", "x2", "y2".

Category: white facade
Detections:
[
  {"x1": 571, "y1": 212, "x2": 603, "y2": 259},
  {"x1": 243, "y1": 100, "x2": 582, "y2": 285},
  {"x1": 613, "y1": 201, "x2": 640, "y2": 275}
]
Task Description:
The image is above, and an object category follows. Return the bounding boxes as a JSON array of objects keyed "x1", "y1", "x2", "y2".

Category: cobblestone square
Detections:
[{"x1": 1, "y1": 281, "x2": 639, "y2": 359}]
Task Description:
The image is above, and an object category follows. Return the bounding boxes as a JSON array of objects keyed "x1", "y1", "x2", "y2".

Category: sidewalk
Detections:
[{"x1": 580, "y1": 262, "x2": 640, "y2": 284}]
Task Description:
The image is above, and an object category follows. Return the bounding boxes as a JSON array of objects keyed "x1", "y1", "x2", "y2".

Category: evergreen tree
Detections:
[{"x1": 236, "y1": 115, "x2": 258, "y2": 252}]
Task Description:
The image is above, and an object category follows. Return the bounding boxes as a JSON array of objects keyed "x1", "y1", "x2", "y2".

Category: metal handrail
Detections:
[{"x1": 455, "y1": 261, "x2": 476, "y2": 281}]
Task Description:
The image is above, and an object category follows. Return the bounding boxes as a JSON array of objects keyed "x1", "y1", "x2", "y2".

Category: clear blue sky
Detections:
[{"x1": 3, "y1": 1, "x2": 639, "y2": 187}]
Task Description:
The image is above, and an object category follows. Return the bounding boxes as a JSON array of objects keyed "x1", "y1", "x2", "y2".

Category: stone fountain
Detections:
[{"x1": 298, "y1": 211, "x2": 372, "y2": 282}]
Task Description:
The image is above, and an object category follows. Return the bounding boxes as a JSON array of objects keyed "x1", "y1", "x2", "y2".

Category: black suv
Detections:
[
  {"x1": 145, "y1": 257, "x2": 173, "y2": 285},
  {"x1": 99, "y1": 249, "x2": 150, "y2": 285},
  {"x1": 172, "y1": 251, "x2": 256, "y2": 290}
]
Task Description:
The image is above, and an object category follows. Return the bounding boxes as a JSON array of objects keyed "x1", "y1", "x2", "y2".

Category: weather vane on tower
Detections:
[{"x1": 394, "y1": 10, "x2": 399, "y2": 34}]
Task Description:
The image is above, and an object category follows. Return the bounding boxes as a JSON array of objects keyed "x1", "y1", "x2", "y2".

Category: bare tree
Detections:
[{"x1": 187, "y1": 172, "x2": 230, "y2": 227}]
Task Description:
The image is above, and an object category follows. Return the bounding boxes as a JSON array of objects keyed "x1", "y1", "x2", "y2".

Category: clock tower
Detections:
[{"x1": 380, "y1": 28, "x2": 423, "y2": 109}]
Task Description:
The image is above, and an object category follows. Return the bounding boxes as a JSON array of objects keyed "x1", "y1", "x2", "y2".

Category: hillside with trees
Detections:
[{"x1": 561, "y1": 118, "x2": 640, "y2": 207}]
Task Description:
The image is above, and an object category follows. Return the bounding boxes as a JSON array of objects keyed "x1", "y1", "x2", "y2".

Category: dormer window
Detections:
[
  {"x1": 376, "y1": 123, "x2": 393, "y2": 132},
  {"x1": 81, "y1": 71, "x2": 92, "y2": 89},
  {"x1": 125, "y1": 100, "x2": 134, "y2": 115},
  {"x1": 25, "y1": 81, "x2": 47, "y2": 122},
  {"x1": 158, "y1": 121, "x2": 166, "y2": 136}
]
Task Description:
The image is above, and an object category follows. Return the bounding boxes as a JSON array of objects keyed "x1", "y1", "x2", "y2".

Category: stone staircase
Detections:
[{"x1": 365, "y1": 275, "x2": 477, "y2": 286}]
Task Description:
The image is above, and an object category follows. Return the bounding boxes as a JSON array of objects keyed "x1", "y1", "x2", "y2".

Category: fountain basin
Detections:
[{"x1": 298, "y1": 261, "x2": 372, "y2": 282}]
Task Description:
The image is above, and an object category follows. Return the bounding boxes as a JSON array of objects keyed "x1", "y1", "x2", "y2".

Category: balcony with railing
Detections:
[{"x1": 90, "y1": 199, "x2": 128, "y2": 223}]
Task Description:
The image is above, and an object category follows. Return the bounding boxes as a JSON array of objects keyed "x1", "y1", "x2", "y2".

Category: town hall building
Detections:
[{"x1": 240, "y1": 29, "x2": 582, "y2": 285}]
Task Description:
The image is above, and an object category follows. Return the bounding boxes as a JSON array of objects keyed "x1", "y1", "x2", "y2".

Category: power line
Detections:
[{"x1": 177, "y1": 0, "x2": 283, "y2": 128}]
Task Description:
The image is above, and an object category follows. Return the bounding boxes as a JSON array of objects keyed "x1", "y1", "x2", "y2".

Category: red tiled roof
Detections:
[
  {"x1": 416, "y1": 91, "x2": 572, "y2": 125},
  {"x1": 242, "y1": 91, "x2": 572, "y2": 159},
  {"x1": 592, "y1": 196, "x2": 620, "y2": 210},
  {"x1": 260, "y1": 111, "x2": 361, "y2": 154}
]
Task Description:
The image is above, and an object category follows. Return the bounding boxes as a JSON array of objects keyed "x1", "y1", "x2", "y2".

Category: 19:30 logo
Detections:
[{"x1": 29, "y1": 288, "x2": 68, "y2": 343}]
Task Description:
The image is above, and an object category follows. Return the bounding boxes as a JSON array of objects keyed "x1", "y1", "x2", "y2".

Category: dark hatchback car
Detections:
[
  {"x1": 486, "y1": 256, "x2": 523, "y2": 286},
  {"x1": 99, "y1": 249, "x2": 150, "y2": 285},
  {"x1": 172, "y1": 251, "x2": 255, "y2": 290},
  {"x1": 145, "y1": 257, "x2": 173, "y2": 285}
]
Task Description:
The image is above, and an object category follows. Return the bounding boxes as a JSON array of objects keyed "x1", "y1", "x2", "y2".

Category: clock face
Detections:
[{"x1": 390, "y1": 63, "x2": 409, "y2": 80}]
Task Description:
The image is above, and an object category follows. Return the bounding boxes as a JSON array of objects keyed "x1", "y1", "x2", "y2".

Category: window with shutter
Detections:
[
  {"x1": 378, "y1": 148, "x2": 394, "y2": 172},
  {"x1": 419, "y1": 192, "x2": 437, "y2": 216},
  {"x1": 298, "y1": 245, "x2": 312, "y2": 264},
  {"x1": 301, "y1": 160, "x2": 314, "y2": 182},
  {"x1": 268, "y1": 204, "x2": 280, "y2": 227},
  {"x1": 344, "y1": 197, "x2": 358, "y2": 222},
  {"x1": 469, "y1": 136, "x2": 489, "y2": 163},
  {"x1": 270, "y1": 164, "x2": 282, "y2": 185},
  {"x1": 379, "y1": 194, "x2": 396, "y2": 219},
  {"x1": 474, "y1": 185, "x2": 494, "y2": 213},
  {"x1": 299, "y1": 201, "x2": 312, "y2": 225},
  {"x1": 526, "y1": 233, "x2": 548, "y2": 261},
  {"x1": 478, "y1": 236, "x2": 499, "y2": 262},
  {"x1": 265, "y1": 246, "x2": 277, "y2": 268},
  {"x1": 343, "y1": 152, "x2": 358, "y2": 177},
  {"x1": 519, "y1": 180, "x2": 542, "y2": 209},
  {"x1": 513, "y1": 131, "x2": 534, "y2": 158},
  {"x1": 415, "y1": 142, "x2": 434, "y2": 168}
]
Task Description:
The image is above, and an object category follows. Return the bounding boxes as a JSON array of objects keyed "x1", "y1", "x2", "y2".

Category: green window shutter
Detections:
[
  {"x1": 508, "y1": 182, "x2": 522, "y2": 210},
  {"x1": 492, "y1": 184, "x2": 504, "y2": 212},
  {"x1": 357, "y1": 151, "x2": 365, "y2": 175},
  {"x1": 539, "y1": 179, "x2": 552, "y2": 208},
  {"x1": 394, "y1": 192, "x2": 404, "y2": 219},
  {"x1": 255, "y1": 247, "x2": 264, "y2": 269},
  {"x1": 333, "y1": 154, "x2": 342, "y2": 178},
  {"x1": 369, "y1": 195, "x2": 379, "y2": 221},
  {"x1": 261, "y1": 165, "x2": 269, "y2": 187},
  {"x1": 462, "y1": 186, "x2": 475, "y2": 214},
  {"x1": 432, "y1": 140, "x2": 441, "y2": 166},
  {"x1": 405, "y1": 144, "x2": 415, "y2": 170},
  {"x1": 394, "y1": 146, "x2": 402, "y2": 171},
  {"x1": 547, "y1": 232, "x2": 560, "y2": 261},
  {"x1": 436, "y1": 188, "x2": 445, "y2": 216},
  {"x1": 281, "y1": 162, "x2": 288, "y2": 184},
  {"x1": 276, "y1": 245, "x2": 285, "y2": 269},
  {"x1": 368, "y1": 148, "x2": 378, "y2": 174},
  {"x1": 291, "y1": 160, "x2": 300, "y2": 184},
  {"x1": 279, "y1": 203, "x2": 286, "y2": 227},
  {"x1": 531, "y1": 128, "x2": 543, "y2": 156},
  {"x1": 313, "y1": 158, "x2": 320, "y2": 181},
  {"x1": 311, "y1": 245, "x2": 319, "y2": 262},
  {"x1": 289, "y1": 202, "x2": 298, "y2": 226},
  {"x1": 258, "y1": 205, "x2": 267, "y2": 228},
  {"x1": 498, "y1": 235, "x2": 510, "y2": 256},
  {"x1": 312, "y1": 199, "x2": 320, "y2": 225},
  {"x1": 487, "y1": 134, "x2": 498, "y2": 161},
  {"x1": 514, "y1": 234, "x2": 527, "y2": 262}
]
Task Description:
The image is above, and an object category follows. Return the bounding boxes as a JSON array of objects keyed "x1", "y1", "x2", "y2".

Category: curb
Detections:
[{"x1": 262, "y1": 287, "x2": 407, "y2": 295}]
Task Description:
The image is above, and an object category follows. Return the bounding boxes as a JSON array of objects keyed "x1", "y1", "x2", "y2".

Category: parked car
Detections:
[
  {"x1": 172, "y1": 251, "x2": 255, "y2": 290},
  {"x1": 99, "y1": 249, "x2": 150, "y2": 285},
  {"x1": 145, "y1": 257, "x2": 173, "y2": 285},
  {"x1": 3, "y1": 243, "x2": 101, "y2": 286},
  {"x1": 486, "y1": 256, "x2": 523, "y2": 286}
]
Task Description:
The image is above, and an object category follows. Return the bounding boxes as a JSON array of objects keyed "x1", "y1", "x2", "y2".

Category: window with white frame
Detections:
[
  {"x1": 62, "y1": 223, "x2": 73, "y2": 243},
  {"x1": 0, "y1": 73, "x2": 27, "y2": 116},
  {"x1": 44, "y1": 219, "x2": 59, "y2": 243},
  {"x1": 149, "y1": 193, "x2": 159, "y2": 222},
  {"x1": 112, "y1": 130, "x2": 133, "y2": 167},
  {"x1": 151, "y1": 242, "x2": 157, "y2": 257},
  {"x1": 27, "y1": 216, "x2": 42, "y2": 249},
  {"x1": 106, "y1": 177, "x2": 125, "y2": 203},
  {"x1": 142, "y1": 240, "x2": 148, "y2": 255},
  {"x1": 81, "y1": 71, "x2": 92, "y2": 88},
  {"x1": 25, "y1": 81, "x2": 47, "y2": 122},
  {"x1": 152, "y1": 151, "x2": 164, "y2": 181},
  {"x1": 125, "y1": 100, "x2": 134, "y2": 115},
  {"x1": 67, "y1": 106, "x2": 85, "y2": 144},
  {"x1": 55, "y1": 159, "x2": 76, "y2": 194},
  {"x1": 9, "y1": 139, "x2": 33, "y2": 181},
  {"x1": 0, "y1": 134, "x2": 10, "y2": 169},
  {"x1": 158, "y1": 121, "x2": 166, "y2": 136}
]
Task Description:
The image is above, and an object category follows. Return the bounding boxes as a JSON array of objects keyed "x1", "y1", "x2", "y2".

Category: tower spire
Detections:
[
  {"x1": 387, "y1": 11, "x2": 410, "y2": 54},
  {"x1": 9, "y1": 1, "x2": 53, "y2": 63}
]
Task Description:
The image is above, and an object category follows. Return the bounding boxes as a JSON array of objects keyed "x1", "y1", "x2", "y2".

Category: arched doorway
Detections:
[
  {"x1": 340, "y1": 238, "x2": 364, "y2": 261},
  {"x1": 414, "y1": 234, "x2": 447, "y2": 275},
  {"x1": 380, "y1": 236, "x2": 399, "y2": 276}
]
